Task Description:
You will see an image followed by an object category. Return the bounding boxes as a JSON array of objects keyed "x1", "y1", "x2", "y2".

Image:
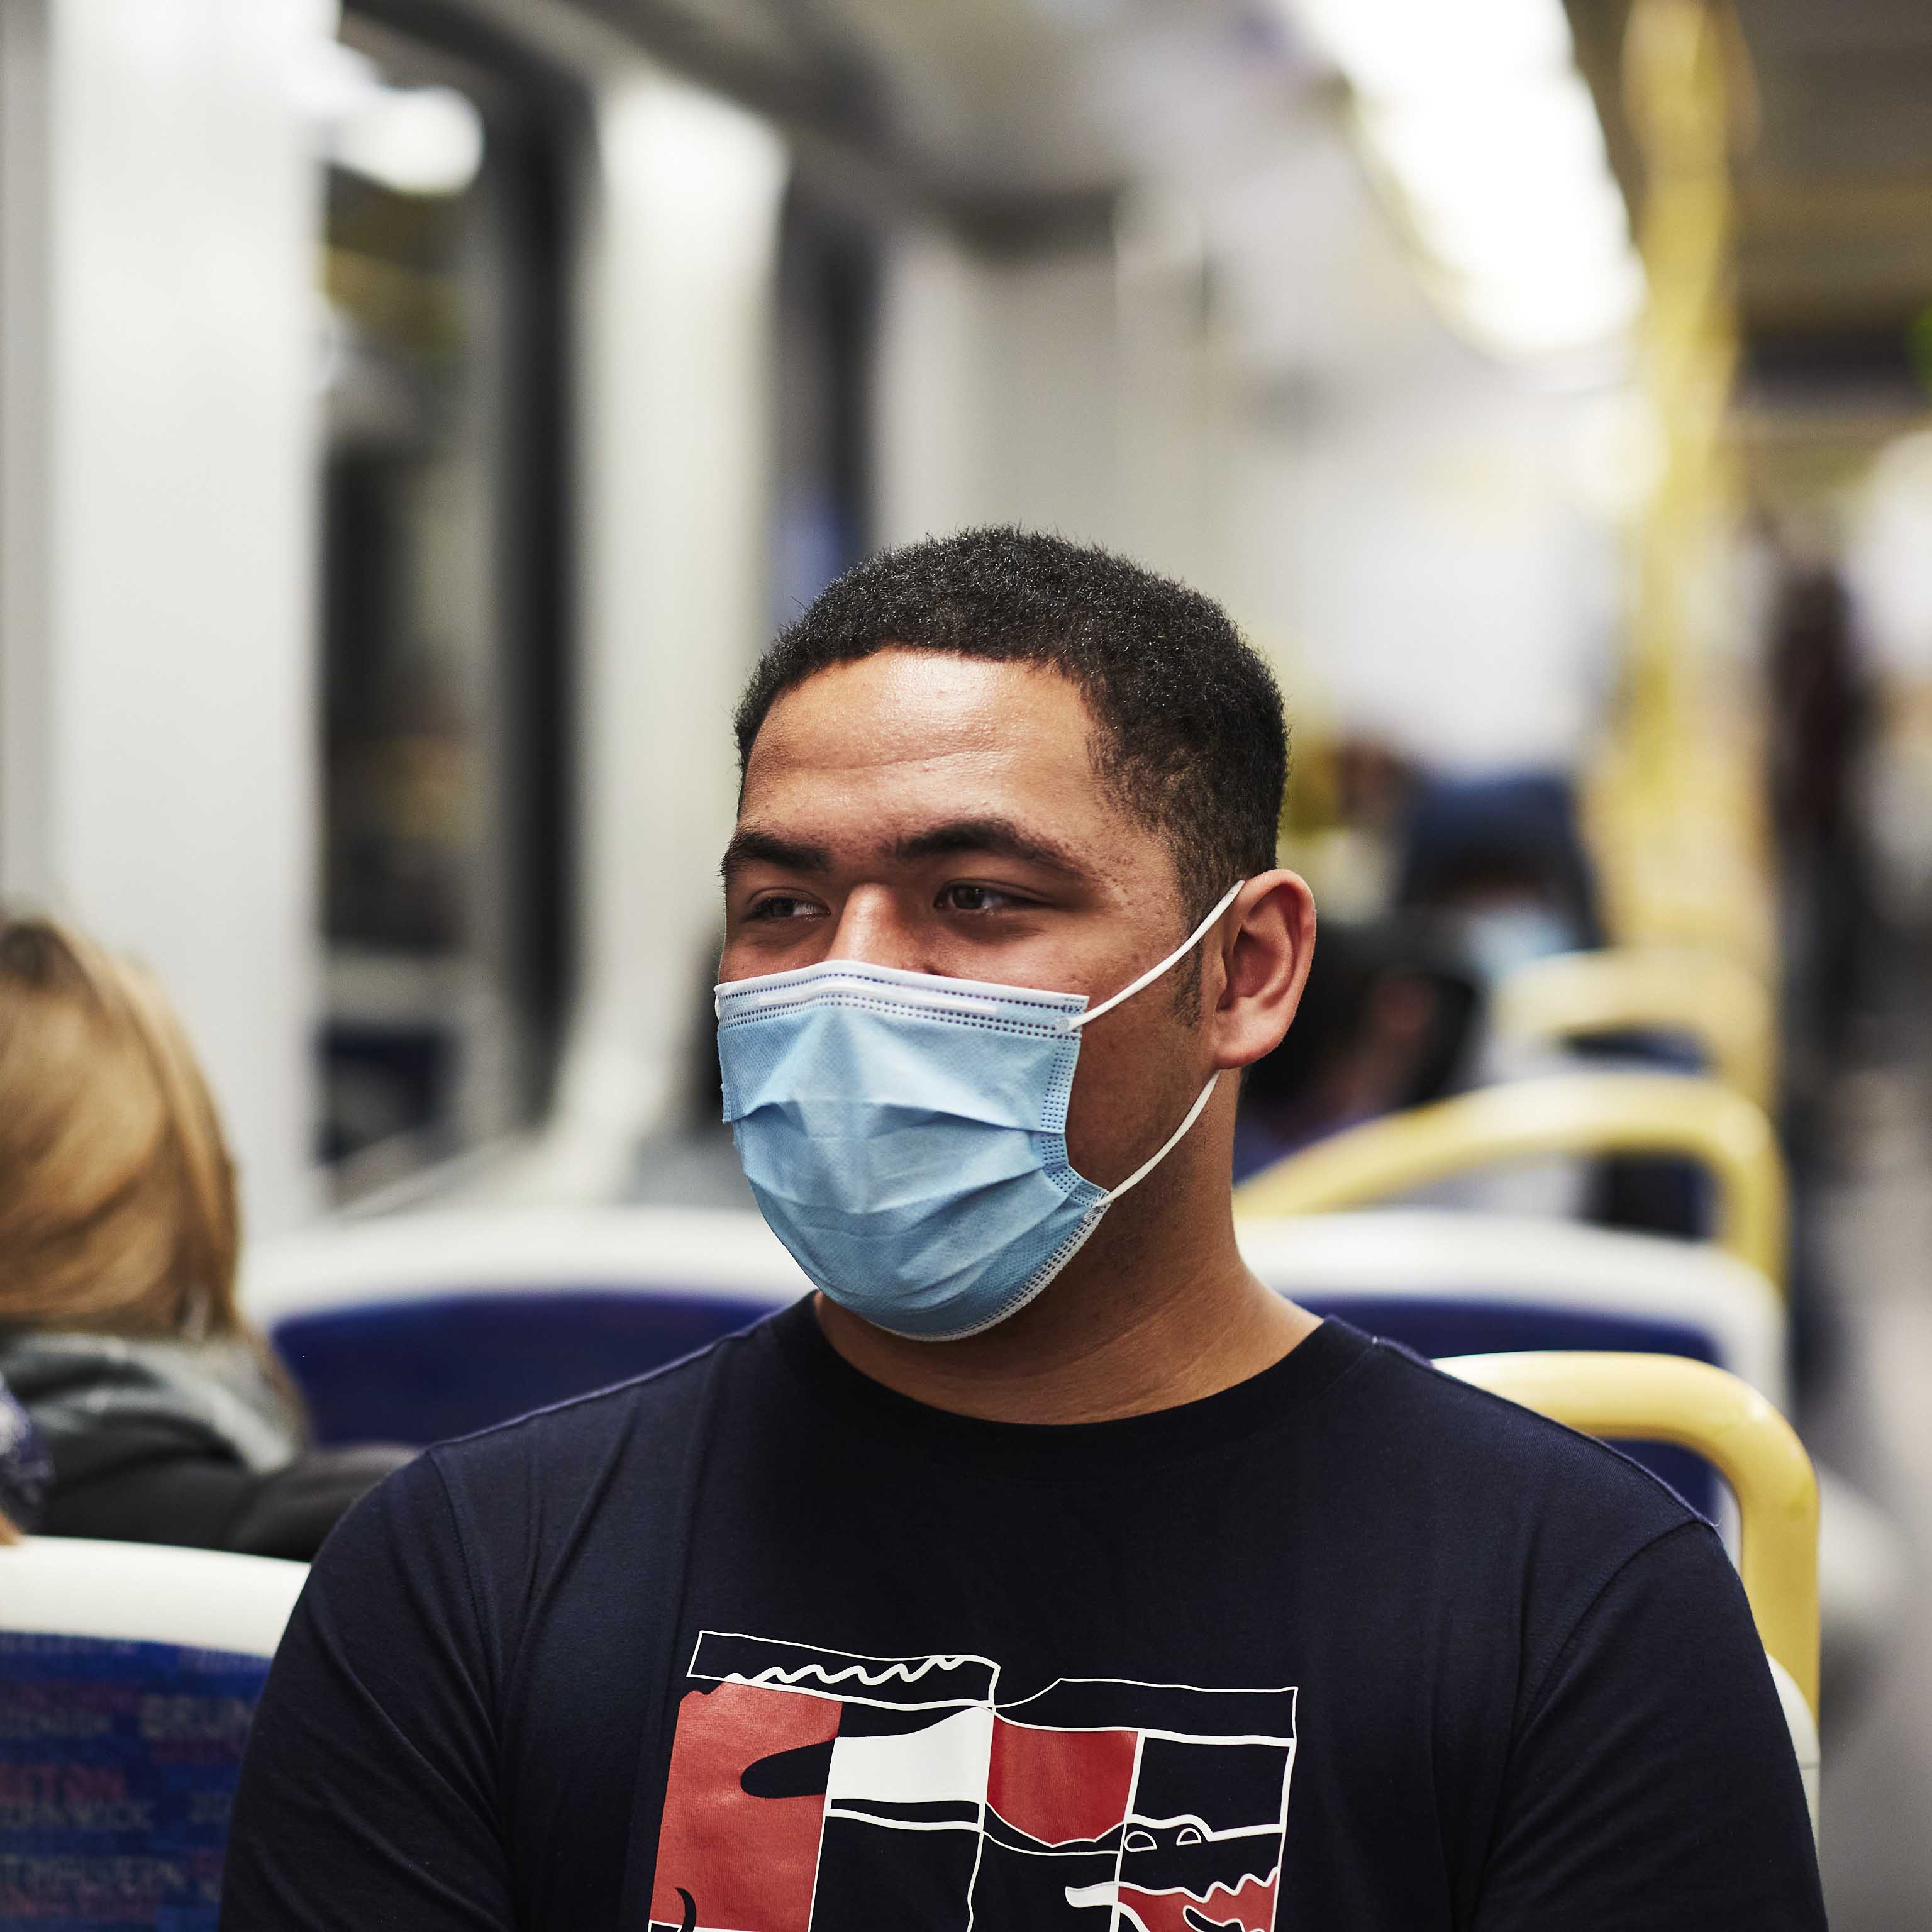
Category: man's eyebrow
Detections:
[
  {"x1": 892, "y1": 817, "x2": 1091, "y2": 879},
  {"x1": 720, "y1": 827, "x2": 834, "y2": 882}
]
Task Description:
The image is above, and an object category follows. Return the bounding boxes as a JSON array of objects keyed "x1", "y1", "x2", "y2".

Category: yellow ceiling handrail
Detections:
[
  {"x1": 1233, "y1": 1072, "x2": 1787, "y2": 1287},
  {"x1": 1441, "y1": 1350, "x2": 1819, "y2": 1721},
  {"x1": 1492, "y1": 946, "x2": 1776, "y2": 1112}
]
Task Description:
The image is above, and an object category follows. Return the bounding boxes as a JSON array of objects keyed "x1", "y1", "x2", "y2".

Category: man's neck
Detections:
[{"x1": 811, "y1": 1168, "x2": 1319, "y2": 1424}]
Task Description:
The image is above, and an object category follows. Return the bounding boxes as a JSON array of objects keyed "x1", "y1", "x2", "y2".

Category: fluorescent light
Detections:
[
  {"x1": 1283, "y1": 0, "x2": 1644, "y2": 362},
  {"x1": 1451, "y1": 254, "x2": 1645, "y2": 358},
  {"x1": 333, "y1": 86, "x2": 484, "y2": 197},
  {"x1": 1293, "y1": 0, "x2": 1572, "y2": 102},
  {"x1": 289, "y1": 39, "x2": 485, "y2": 198},
  {"x1": 287, "y1": 37, "x2": 380, "y2": 121},
  {"x1": 1363, "y1": 75, "x2": 1611, "y2": 218}
]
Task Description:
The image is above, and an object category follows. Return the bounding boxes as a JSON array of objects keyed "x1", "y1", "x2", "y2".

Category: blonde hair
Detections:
[{"x1": 0, "y1": 915, "x2": 242, "y2": 1340}]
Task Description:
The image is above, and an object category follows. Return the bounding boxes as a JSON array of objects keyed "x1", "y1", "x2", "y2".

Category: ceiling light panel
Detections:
[{"x1": 1282, "y1": 0, "x2": 1645, "y2": 362}]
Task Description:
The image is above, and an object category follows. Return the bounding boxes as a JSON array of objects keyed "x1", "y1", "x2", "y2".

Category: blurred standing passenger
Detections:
[
  {"x1": 1232, "y1": 918, "x2": 1479, "y2": 1180},
  {"x1": 1765, "y1": 562, "x2": 1875, "y2": 1403},
  {"x1": 1392, "y1": 770, "x2": 1599, "y2": 1219},
  {"x1": 1768, "y1": 563, "x2": 1876, "y2": 1079},
  {"x1": 0, "y1": 917, "x2": 411, "y2": 1557}
]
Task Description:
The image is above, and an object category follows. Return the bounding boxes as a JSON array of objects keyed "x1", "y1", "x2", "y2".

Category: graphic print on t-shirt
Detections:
[{"x1": 647, "y1": 1631, "x2": 1297, "y2": 1932}]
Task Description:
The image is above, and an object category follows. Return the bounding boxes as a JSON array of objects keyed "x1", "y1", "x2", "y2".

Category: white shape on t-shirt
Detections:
[{"x1": 823, "y1": 1704, "x2": 996, "y2": 1815}]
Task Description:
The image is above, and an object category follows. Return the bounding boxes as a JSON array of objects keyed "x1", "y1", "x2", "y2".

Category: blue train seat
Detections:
[
  {"x1": 275, "y1": 1287, "x2": 784, "y2": 1445},
  {"x1": 0, "y1": 1539, "x2": 308, "y2": 1930},
  {"x1": 247, "y1": 1208, "x2": 808, "y2": 1446}
]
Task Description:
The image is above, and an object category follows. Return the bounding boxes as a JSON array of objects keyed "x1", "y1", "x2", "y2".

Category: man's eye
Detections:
[
  {"x1": 747, "y1": 895, "x2": 823, "y2": 921},
  {"x1": 939, "y1": 884, "x2": 1021, "y2": 914}
]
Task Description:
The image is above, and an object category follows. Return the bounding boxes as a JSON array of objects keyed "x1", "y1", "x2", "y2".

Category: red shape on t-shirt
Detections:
[
  {"x1": 1117, "y1": 1872, "x2": 1278, "y2": 1932},
  {"x1": 985, "y1": 1717, "x2": 1138, "y2": 1848},
  {"x1": 650, "y1": 1680, "x2": 840, "y2": 1932}
]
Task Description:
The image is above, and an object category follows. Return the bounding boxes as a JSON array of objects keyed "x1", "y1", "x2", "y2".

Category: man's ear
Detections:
[{"x1": 1211, "y1": 870, "x2": 1316, "y2": 1072}]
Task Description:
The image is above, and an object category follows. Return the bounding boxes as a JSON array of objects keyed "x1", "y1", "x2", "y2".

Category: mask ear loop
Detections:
[
  {"x1": 1061, "y1": 878, "x2": 1247, "y2": 1033},
  {"x1": 1058, "y1": 877, "x2": 1248, "y2": 1201},
  {"x1": 1103, "y1": 1070, "x2": 1225, "y2": 1202}
]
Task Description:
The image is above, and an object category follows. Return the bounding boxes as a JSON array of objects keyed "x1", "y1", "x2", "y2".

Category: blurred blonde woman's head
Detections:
[{"x1": 0, "y1": 914, "x2": 241, "y2": 1340}]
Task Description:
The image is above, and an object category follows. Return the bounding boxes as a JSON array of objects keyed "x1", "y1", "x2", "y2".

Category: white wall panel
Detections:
[
  {"x1": 0, "y1": 0, "x2": 327, "y2": 1234},
  {"x1": 524, "y1": 70, "x2": 787, "y2": 1198},
  {"x1": 874, "y1": 228, "x2": 1123, "y2": 555}
]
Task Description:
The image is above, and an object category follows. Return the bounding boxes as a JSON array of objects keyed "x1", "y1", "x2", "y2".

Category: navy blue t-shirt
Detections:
[{"x1": 222, "y1": 1309, "x2": 1825, "y2": 1930}]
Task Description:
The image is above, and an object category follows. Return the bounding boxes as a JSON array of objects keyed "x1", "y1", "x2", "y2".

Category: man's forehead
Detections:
[
  {"x1": 747, "y1": 648, "x2": 1094, "y2": 770},
  {"x1": 731, "y1": 655, "x2": 1161, "y2": 880}
]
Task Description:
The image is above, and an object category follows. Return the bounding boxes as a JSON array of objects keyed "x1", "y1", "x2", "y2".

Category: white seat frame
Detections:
[
  {"x1": 0, "y1": 1536, "x2": 308, "y2": 1656},
  {"x1": 1238, "y1": 1209, "x2": 1787, "y2": 1409},
  {"x1": 242, "y1": 1206, "x2": 813, "y2": 1326}
]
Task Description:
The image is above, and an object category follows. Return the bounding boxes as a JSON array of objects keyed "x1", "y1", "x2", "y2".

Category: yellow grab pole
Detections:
[
  {"x1": 1492, "y1": 946, "x2": 1776, "y2": 1111},
  {"x1": 1233, "y1": 1072, "x2": 1786, "y2": 1287}
]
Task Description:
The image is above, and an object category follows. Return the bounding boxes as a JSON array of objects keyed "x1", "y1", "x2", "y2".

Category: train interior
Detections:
[{"x1": 3, "y1": 0, "x2": 1931, "y2": 1921}]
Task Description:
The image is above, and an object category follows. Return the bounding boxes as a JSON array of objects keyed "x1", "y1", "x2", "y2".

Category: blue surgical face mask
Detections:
[
  {"x1": 1451, "y1": 904, "x2": 1577, "y2": 984},
  {"x1": 715, "y1": 880, "x2": 1245, "y2": 1342}
]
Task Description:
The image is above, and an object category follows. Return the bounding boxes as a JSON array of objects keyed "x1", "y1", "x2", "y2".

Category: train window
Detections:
[
  {"x1": 316, "y1": 11, "x2": 574, "y2": 1201},
  {"x1": 771, "y1": 179, "x2": 879, "y2": 625}
]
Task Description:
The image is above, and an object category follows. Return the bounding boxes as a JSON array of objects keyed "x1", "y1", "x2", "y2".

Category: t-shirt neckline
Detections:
[{"x1": 764, "y1": 1297, "x2": 1374, "y2": 1480}]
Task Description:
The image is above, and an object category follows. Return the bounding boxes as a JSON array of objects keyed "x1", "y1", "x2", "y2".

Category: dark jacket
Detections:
[{"x1": 0, "y1": 1330, "x2": 412, "y2": 1560}]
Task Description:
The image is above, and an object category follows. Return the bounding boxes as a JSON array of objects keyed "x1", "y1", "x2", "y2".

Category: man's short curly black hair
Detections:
[{"x1": 733, "y1": 527, "x2": 1288, "y2": 925}]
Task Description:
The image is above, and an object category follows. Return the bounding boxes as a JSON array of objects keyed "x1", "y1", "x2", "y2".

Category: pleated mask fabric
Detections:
[{"x1": 714, "y1": 882, "x2": 1243, "y2": 1341}]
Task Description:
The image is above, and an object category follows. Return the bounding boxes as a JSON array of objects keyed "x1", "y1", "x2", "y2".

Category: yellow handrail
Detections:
[
  {"x1": 1441, "y1": 1350, "x2": 1819, "y2": 1719},
  {"x1": 1587, "y1": 0, "x2": 1776, "y2": 982},
  {"x1": 1493, "y1": 947, "x2": 1776, "y2": 1112},
  {"x1": 1233, "y1": 1072, "x2": 1787, "y2": 1287}
]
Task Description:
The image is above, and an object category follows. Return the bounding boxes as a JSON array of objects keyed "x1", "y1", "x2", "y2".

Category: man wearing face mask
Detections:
[{"x1": 225, "y1": 530, "x2": 1824, "y2": 1931}]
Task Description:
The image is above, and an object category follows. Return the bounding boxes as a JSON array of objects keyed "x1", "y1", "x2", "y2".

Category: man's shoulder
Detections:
[
  {"x1": 1335, "y1": 1328, "x2": 1706, "y2": 1553},
  {"x1": 411, "y1": 1311, "x2": 786, "y2": 1522}
]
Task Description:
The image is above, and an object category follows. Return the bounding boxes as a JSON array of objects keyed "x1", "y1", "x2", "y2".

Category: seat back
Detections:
[
  {"x1": 0, "y1": 1538, "x2": 309, "y2": 1928},
  {"x1": 1492, "y1": 945, "x2": 1776, "y2": 1110},
  {"x1": 1237, "y1": 1211, "x2": 1785, "y2": 1401},
  {"x1": 276, "y1": 1288, "x2": 791, "y2": 1444},
  {"x1": 1441, "y1": 1351, "x2": 1821, "y2": 1835},
  {"x1": 247, "y1": 1208, "x2": 809, "y2": 1444},
  {"x1": 1233, "y1": 1072, "x2": 1788, "y2": 1285}
]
